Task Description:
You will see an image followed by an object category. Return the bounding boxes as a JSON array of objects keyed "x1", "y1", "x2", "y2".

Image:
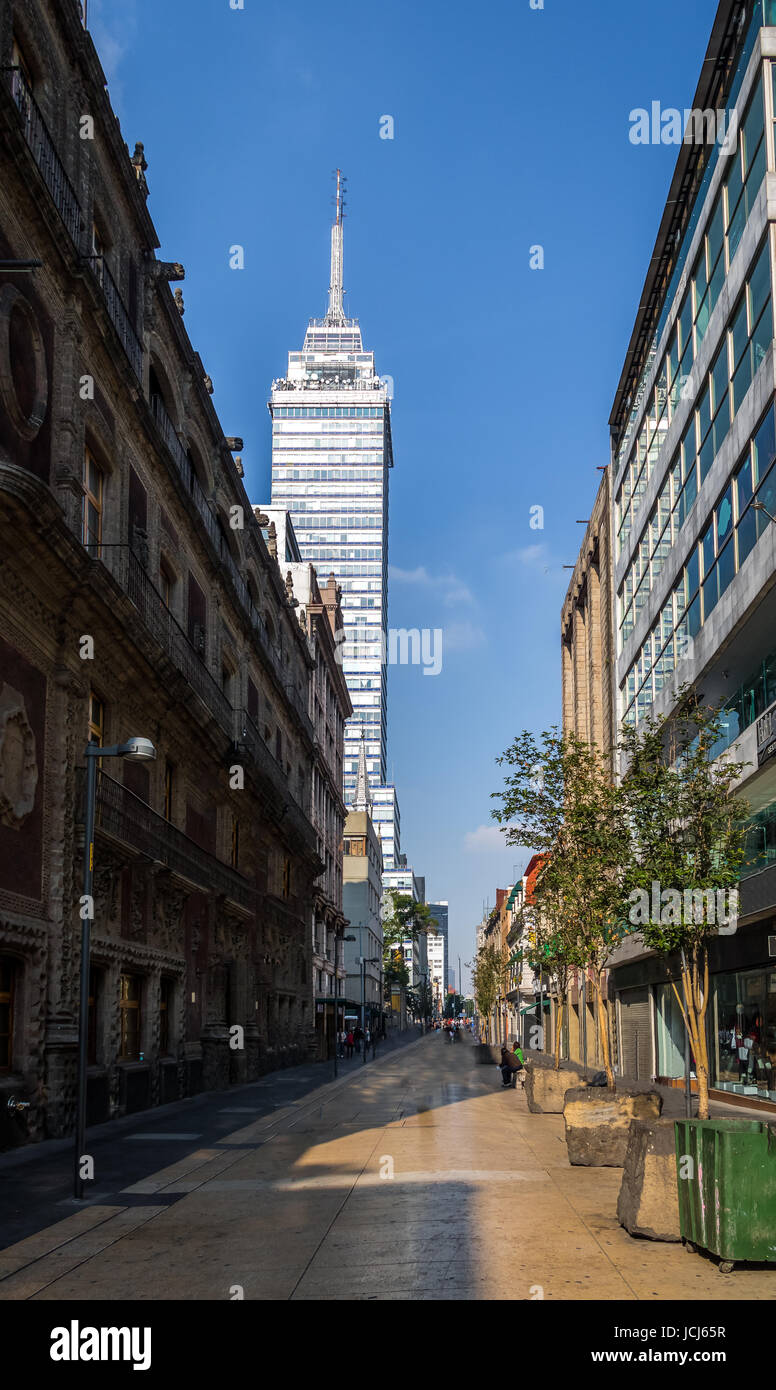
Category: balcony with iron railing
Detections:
[
  {"x1": 78, "y1": 768, "x2": 255, "y2": 911},
  {"x1": 100, "y1": 259, "x2": 143, "y2": 380},
  {"x1": 149, "y1": 394, "x2": 313, "y2": 741},
  {"x1": 235, "y1": 708, "x2": 317, "y2": 853},
  {"x1": 5, "y1": 63, "x2": 82, "y2": 248},
  {"x1": 125, "y1": 549, "x2": 233, "y2": 736},
  {"x1": 5, "y1": 63, "x2": 143, "y2": 382},
  {"x1": 122, "y1": 553, "x2": 315, "y2": 849},
  {"x1": 4, "y1": 63, "x2": 312, "y2": 740}
]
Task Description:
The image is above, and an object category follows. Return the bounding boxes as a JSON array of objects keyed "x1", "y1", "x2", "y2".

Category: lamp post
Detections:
[
  {"x1": 752, "y1": 499, "x2": 776, "y2": 526},
  {"x1": 75, "y1": 736, "x2": 156, "y2": 1199}
]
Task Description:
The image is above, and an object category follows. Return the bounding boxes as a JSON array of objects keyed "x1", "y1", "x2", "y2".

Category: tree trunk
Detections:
[
  {"x1": 671, "y1": 944, "x2": 711, "y2": 1120},
  {"x1": 593, "y1": 973, "x2": 614, "y2": 1088},
  {"x1": 554, "y1": 995, "x2": 563, "y2": 1070}
]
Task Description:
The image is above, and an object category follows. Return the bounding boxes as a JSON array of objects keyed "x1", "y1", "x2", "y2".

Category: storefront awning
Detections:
[{"x1": 519, "y1": 1000, "x2": 551, "y2": 1014}]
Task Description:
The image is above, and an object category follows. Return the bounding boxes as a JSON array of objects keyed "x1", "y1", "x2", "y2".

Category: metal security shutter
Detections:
[{"x1": 618, "y1": 988, "x2": 652, "y2": 1080}]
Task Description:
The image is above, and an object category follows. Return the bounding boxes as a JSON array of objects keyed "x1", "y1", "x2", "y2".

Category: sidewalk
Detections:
[
  {"x1": 0, "y1": 1026, "x2": 422, "y2": 1252},
  {"x1": 520, "y1": 1046, "x2": 775, "y2": 1122},
  {"x1": 0, "y1": 1030, "x2": 773, "y2": 1300}
]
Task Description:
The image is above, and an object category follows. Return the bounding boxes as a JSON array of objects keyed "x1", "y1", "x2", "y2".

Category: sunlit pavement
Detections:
[{"x1": 0, "y1": 1031, "x2": 773, "y2": 1301}]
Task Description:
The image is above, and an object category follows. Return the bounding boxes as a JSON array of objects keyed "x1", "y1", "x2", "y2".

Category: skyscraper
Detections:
[
  {"x1": 269, "y1": 172, "x2": 393, "y2": 805},
  {"x1": 428, "y1": 902, "x2": 449, "y2": 1016}
]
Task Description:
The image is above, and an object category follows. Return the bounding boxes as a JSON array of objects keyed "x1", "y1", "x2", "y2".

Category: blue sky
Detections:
[{"x1": 92, "y1": 0, "x2": 718, "y2": 987}]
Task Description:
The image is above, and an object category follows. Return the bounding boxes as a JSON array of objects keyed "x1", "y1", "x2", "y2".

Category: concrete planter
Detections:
[
  {"x1": 524, "y1": 1062, "x2": 581, "y2": 1114},
  {"x1": 563, "y1": 1086, "x2": 663, "y2": 1167},
  {"x1": 617, "y1": 1117, "x2": 681, "y2": 1241}
]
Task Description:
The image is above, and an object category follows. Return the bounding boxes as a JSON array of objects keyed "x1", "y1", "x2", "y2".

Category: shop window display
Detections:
[{"x1": 713, "y1": 968, "x2": 776, "y2": 1100}]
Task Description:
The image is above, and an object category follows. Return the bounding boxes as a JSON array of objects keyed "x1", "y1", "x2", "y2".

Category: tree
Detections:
[
  {"x1": 471, "y1": 940, "x2": 509, "y2": 1043},
  {"x1": 381, "y1": 894, "x2": 439, "y2": 1022},
  {"x1": 492, "y1": 728, "x2": 628, "y2": 1086},
  {"x1": 443, "y1": 992, "x2": 465, "y2": 1018},
  {"x1": 414, "y1": 974, "x2": 433, "y2": 1022},
  {"x1": 381, "y1": 893, "x2": 438, "y2": 977},
  {"x1": 519, "y1": 884, "x2": 577, "y2": 1069},
  {"x1": 619, "y1": 693, "x2": 750, "y2": 1118}
]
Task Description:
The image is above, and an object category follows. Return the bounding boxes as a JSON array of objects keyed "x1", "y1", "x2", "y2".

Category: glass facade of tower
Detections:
[
  {"x1": 270, "y1": 320, "x2": 392, "y2": 805},
  {"x1": 371, "y1": 784, "x2": 400, "y2": 870},
  {"x1": 607, "y1": 1, "x2": 776, "y2": 1106}
]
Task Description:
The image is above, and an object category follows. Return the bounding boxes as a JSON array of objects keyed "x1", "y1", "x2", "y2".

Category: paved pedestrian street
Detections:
[{"x1": 0, "y1": 1032, "x2": 773, "y2": 1302}]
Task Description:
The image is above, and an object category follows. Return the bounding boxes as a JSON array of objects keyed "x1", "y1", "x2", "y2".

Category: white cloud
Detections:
[
  {"x1": 389, "y1": 565, "x2": 475, "y2": 606},
  {"x1": 499, "y1": 544, "x2": 569, "y2": 577},
  {"x1": 464, "y1": 825, "x2": 510, "y2": 852}
]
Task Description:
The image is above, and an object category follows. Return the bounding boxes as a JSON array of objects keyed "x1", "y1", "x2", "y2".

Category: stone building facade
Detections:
[
  {"x1": 560, "y1": 468, "x2": 615, "y2": 767},
  {"x1": 256, "y1": 508, "x2": 352, "y2": 1058},
  {"x1": 558, "y1": 470, "x2": 616, "y2": 1071},
  {"x1": 0, "y1": 0, "x2": 322, "y2": 1149}
]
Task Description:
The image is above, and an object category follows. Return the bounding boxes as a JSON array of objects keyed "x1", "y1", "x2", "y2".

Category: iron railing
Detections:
[
  {"x1": 126, "y1": 550, "x2": 233, "y2": 736},
  {"x1": 6, "y1": 64, "x2": 143, "y2": 381},
  {"x1": 80, "y1": 768, "x2": 255, "y2": 910},
  {"x1": 102, "y1": 261, "x2": 143, "y2": 380},
  {"x1": 756, "y1": 698, "x2": 776, "y2": 749},
  {"x1": 7, "y1": 64, "x2": 82, "y2": 248},
  {"x1": 123, "y1": 557, "x2": 315, "y2": 845},
  {"x1": 149, "y1": 394, "x2": 313, "y2": 740},
  {"x1": 235, "y1": 708, "x2": 316, "y2": 850},
  {"x1": 6, "y1": 66, "x2": 312, "y2": 738}
]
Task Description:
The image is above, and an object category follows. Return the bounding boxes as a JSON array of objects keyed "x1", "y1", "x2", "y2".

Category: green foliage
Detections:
[
  {"x1": 619, "y1": 692, "x2": 750, "y2": 954},
  {"x1": 381, "y1": 892, "x2": 439, "y2": 991},
  {"x1": 471, "y1": 941, "x2": 508, "y2": 1022},
  {"x1": 493, "y1": 728, "x2": 629, "y2": 976}
]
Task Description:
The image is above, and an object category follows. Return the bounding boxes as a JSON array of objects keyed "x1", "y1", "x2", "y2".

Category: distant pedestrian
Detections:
[
  {"x1": 346, "y1": 1029, "x2": 354, "y2": 1059},
  {"x1": 337, "y1": 1030, "x2": 345, "y2": 1059}
]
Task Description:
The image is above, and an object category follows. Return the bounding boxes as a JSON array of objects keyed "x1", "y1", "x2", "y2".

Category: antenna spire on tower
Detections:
[{"x1": 326, "y1": 168, "x2": 347, "y2": 325}]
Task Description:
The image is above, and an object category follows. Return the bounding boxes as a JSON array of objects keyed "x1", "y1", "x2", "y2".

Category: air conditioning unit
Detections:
[{"x1": 769, "y1": 936, "x2": 776, "y2": 958}]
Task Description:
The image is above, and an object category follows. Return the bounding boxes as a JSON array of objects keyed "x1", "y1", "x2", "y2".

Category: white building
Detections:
[
  {"x1": 371, "y1": 782, "x2": 400, "y2": 870},
  {"x1": 269, "y1": 171, "x2": 393, "y2": 806},
  {"x1": 382, "y1": 865, "x2": 428, "y2": 990},
  {"x1": 427, "y1": 902, "x2": 448, "y2": 1016}
]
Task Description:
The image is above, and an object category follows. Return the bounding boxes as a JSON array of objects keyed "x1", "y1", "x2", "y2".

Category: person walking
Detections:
[{"x1": 346, "y1": 1028, "x2": 354, "y2": 1059}]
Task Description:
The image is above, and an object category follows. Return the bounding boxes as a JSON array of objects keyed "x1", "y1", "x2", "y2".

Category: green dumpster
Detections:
[{"x1": 674, "y1": 1118, "x2": 776, "y2": 1268}]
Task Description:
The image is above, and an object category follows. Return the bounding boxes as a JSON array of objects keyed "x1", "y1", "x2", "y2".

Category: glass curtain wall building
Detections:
[
  {"x1": 607, "y1": 0, "x2": 776, "y2": 1106},
  {"x1": 269, "y1": 173, "x2": 393, "y2": 805}
]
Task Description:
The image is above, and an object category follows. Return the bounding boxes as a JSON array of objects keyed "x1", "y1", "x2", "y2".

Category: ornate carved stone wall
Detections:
[{"x1": 0, "y1": 0, "x2": 321, "y2": 1148}]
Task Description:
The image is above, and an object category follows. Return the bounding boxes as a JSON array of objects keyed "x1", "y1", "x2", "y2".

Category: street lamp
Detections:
[
  {"x1": 752, "y1": 499, "x2": 776, "y2": 526},
  {"x1": 74, "y1": 736, "x2": 156, "y2": 1199}
]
